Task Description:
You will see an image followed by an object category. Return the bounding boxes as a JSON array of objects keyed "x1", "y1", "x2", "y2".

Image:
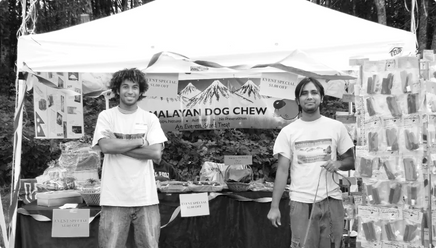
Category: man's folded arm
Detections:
[
  {"x1": 98, "y1": 137, "x2": 142, "y2": 154},
  {"x1": 123, "y1": 143, "x2": 163, "y2": 161}
]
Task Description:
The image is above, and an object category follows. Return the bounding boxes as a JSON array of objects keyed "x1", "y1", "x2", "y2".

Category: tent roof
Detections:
[{"x1": 17, "y1": 0, "x2": 417, "y2": 74}]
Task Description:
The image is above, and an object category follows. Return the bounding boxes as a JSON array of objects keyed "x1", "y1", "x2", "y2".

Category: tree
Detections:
[
  {"x1": 374, "y1": 0, "x2": 387, "y2": 25},
  {"x1": 418, "y1": 0, "x2": 429, "y2": 52}
]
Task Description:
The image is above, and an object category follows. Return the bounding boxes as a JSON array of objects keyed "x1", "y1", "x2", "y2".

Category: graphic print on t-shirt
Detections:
[
  {"x1": 114, "y1": 133, "x2": 145, "y2": 139},
  {"x1": 113, "y1": 122, "x2": 148, "y2": 140},
  {"x1": 295, "y1": 138, "x2": 332, "y2": 164}
]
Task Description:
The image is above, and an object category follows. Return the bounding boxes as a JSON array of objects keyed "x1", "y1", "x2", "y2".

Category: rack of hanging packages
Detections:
[{"x1": 352, "y1": 51, "x2": 436, "y2": 247}]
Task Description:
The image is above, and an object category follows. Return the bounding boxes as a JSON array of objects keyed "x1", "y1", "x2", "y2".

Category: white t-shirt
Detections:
[
  {"x1": 273, "y1": 116, "x2": 354, "y2": 203},
  {"x1": 92, "y1": 107, "x2": 167, "y2": 206}
]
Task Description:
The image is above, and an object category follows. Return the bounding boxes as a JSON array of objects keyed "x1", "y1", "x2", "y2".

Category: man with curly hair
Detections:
[{"x1": 92, "y1": 68, "x2": 167, "y2": 248}]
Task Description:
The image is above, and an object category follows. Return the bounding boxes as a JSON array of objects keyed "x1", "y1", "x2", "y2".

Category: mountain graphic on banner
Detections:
[
  {"x1": 179, "y1": 82, "x2": 201, "y2": 99},
  {"x1": 233, "y1": 80, "x2": 269, "y2": 101},
  {"x1": 186, "y1": 80, "x2": 249, "y2": 108}
]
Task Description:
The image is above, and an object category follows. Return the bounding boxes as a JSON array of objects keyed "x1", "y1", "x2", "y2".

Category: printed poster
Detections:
[
  {"x1": 138, "y1": 77, "x2": 299, "y2": 131},
  {"x1": 145, "y1": 73, "x2": 179, "y2": 98},
  {"x1": 33, "y1": 72, "x2": 84, "y2": 139},
  {"x1": 259, "y1": 72, "x2": 299, "y2": 100}
]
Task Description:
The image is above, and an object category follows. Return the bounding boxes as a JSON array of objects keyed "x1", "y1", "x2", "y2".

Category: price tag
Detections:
[
  {"x1": 342, "y1": 94, "x2": 355, "y2": 103},
  {"x1": 379, "y1": 207, "x2": 400, "y2": 220},
  {"x1": 381, "y1": 241, "x2": 403, "y2": 248},
  {"x1": 336, "y1": 114, "x2": 356, "y2": 124},
  {"x1": 357, "y1": 206, "x2": 379, "y2": 219},
  {"x1": 403, "y1": 209, "x2": 422, "y2": 224}
]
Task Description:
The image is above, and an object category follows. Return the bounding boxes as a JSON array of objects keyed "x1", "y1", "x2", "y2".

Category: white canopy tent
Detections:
[
  {"x1": 17, "y1": 0, "x2": 417, "y2": 75},
  {"x1": 8, "y1": 1, "x2": 417, "y2": 247}
]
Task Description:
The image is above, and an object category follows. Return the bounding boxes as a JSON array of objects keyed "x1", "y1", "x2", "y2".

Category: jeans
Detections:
[
  {"x1": 289, "y1": 198, "x2": 344, "y2": 248},
  {"x1": 98, "y1": 205, "x2": 160, "y2": 248}
]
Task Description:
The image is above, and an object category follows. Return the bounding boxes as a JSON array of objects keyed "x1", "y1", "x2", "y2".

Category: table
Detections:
[{"x1": 16, "y1": 191, "x2": 291, "y2": 248}]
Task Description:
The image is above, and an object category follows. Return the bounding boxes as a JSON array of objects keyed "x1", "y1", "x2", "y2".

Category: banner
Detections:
[{"x1": 138, "y1": 77, "x2": 298, "y2": 131}]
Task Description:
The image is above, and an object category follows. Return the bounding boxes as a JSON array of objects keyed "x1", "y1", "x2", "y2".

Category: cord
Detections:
[
  {"x1": 301, "y1": 170, "x2": 351, "y2": 248},
  {"x1": 301, "y1": 170, "x2": 325, "y2": 248}
]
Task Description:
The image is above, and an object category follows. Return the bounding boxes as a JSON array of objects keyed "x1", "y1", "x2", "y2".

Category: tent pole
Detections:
[{"x1": 8, "y1": 74, "x2": 26, "y2": 248}]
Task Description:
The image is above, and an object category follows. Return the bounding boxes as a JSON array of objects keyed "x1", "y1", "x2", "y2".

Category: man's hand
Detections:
[
  {"x1": 267, "y1": 208, "x2": 281, "y2": 228},
  {"x1": 321, "y1": 160, "x2": 341, "y2": 173},
  {"x1": 102, "y1": 130, "x2": 116, "y2": 139}
]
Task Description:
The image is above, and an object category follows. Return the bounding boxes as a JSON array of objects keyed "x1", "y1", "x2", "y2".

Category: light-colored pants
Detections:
[
  {"x1": 289, "y1": 198, "x2": 344, "y2": 248},
  {"x1": 98, "y1": 205, "x2": 160, "y2": 248}
]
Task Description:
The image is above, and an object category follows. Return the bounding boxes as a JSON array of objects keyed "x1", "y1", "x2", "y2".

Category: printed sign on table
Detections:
[
  {"x1": 224, "y1": 155, "x2": 252, "y2": 165},
  {"x1": 179, "y1": 193, "x2": 209, "y2": 217},
  {"x1": 52, "y1": 209, "x2": 90, "y2": 237}
]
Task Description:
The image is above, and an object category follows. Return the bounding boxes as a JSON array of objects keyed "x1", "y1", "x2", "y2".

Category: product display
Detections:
[
  {"x1": 357, "y1": 56, "x2": 427, "y2": 247},
  {"x1": 381, "y1": 73, "x2": 394, "y2": 95}
]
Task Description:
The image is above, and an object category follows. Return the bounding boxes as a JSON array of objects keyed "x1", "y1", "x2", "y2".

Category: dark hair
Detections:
[
  {"x1": 294, "y1": 77, "x2": 325, "y2": 114},
  {"x1": 110, "y1": 68, "x2": 148, "y2": 101}
]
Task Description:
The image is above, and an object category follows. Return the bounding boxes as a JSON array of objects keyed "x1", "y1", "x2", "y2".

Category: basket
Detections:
[
  {"x1": 226, "y1": 181, "x2": 251, "y2": 192},
  {"x1": 80, "y1": 192, "x2": 100, "y2": 206},
  {"x1": 224, "y1": 165, "x2": 253, "y2": 192}
]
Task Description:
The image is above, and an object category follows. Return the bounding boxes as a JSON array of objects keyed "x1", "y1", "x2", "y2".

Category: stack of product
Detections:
[{"x1": 35, "y1": 141, "x2": 101, "y2": 207}]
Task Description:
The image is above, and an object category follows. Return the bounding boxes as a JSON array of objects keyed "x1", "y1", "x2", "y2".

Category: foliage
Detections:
[{"x1": 163, "y1": 129, "x2": 280, "y2": 181}]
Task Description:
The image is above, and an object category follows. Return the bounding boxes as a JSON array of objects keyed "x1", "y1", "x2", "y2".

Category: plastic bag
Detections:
[
  {"x1": 58, "y1": 141, "x2": 101, "y2": 174},
  {"x1": 225, "y1": 165, "x2": 253, "y2": 183},
  {"x1": 199, "y1": 162, "x2": 228, "y2": 185}
]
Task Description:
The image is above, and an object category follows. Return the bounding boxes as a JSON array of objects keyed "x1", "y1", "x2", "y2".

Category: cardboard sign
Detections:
[
  {"x1": 342, "y1": 93, "x2": 355, "y2": 103},
  {"x1": 259, "y1": 72, "x2": 298, "y2": 100},
  {"x1": 52, "y1": 209, "x2": 90, "y2": 237},
  {"x1": 145, "y1": 73, "x2": 179, "y2": 98},
  {"x1": 224, "y1": 155, "x2": 252, "y2": 165},
  {"x1": 179, "y1": 193, "x2": 209, "y2": 217}
]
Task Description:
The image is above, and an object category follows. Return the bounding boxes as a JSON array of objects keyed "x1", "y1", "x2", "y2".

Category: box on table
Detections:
[{"x1": 36, "y1": 190, "x2": 83, "y2": 207}]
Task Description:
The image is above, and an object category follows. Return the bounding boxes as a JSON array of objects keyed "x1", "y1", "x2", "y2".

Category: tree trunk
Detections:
[
  {"x1": 432, "y1": 16, "x2": 436, "y2": 51},
  {"x1": 374, "y1": 0, "x2": 387, "y2": 25},
  {"x1": 418, "y1": 0, "x2": 428, "y2": 53}
]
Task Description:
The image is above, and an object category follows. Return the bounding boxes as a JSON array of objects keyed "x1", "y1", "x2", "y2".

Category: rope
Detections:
[
  {"x1": 17, "y1": 0, "x2": 38, "y2": 37},
  {"x1": 17, "y1": 192, "x2": 274, "y2": 229},
  {"x1": 17, "y1": 208, "x2": 100, "y2": 224}
]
